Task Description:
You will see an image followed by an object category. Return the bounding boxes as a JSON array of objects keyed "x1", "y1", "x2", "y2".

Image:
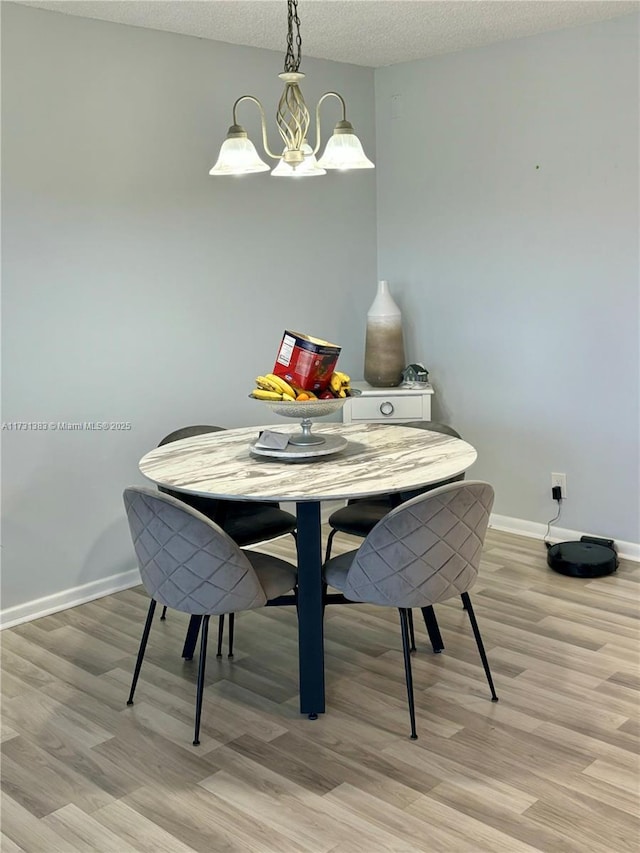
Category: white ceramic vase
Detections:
[{"x1": 364, "y1": 280, "x2": 406, "y2": 387}]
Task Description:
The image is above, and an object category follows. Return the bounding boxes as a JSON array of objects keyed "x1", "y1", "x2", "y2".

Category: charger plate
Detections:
[{"x1": 249, "y1": 434, "x2": 348, "y2": 461}]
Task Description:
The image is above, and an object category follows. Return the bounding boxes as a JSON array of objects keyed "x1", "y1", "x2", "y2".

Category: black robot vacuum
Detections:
[{"x1": 547, "y1": 536, "x2": 618, "y2": 578}]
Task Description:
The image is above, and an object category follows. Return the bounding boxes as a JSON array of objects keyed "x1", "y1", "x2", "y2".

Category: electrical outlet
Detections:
[{"x1": 551, "y1": 473, "x2": 567, "y2": 500}]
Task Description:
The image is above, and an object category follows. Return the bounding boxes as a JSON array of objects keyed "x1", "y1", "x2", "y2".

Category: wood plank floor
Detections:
[{"x1": 1, "y1": 527, "x2": 638, "y2": 852}]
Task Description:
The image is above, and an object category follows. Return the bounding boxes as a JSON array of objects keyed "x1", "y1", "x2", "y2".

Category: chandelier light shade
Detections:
[
  {"x1": 271, "y1": 141, "x2": 326, "y2": 177},
  {"x1": 209, "y1": 130, "x2": 270, "y2": 175},
  {"x1": 209, "y1": 0, "x2": 374, "y2": 178},
  {"x1": 317, "y1": 122, "x2": 375, "y2": 170}
]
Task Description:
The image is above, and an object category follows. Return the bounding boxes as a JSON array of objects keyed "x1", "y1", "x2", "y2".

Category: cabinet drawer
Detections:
[{"x1": 349, "y1": 394, "x2": 424, "y2": 422}]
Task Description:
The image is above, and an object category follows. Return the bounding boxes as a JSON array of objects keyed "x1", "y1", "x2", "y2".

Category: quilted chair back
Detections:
[
  {"x1": 342, "y1": 481, "x2": 495, "y2": 609},
  {"x1": 157, "y1": 424, "x2": 225, "y2": 446},
  {"x1": 123, "y1": 486, "x2": 267, "y2": 615}
]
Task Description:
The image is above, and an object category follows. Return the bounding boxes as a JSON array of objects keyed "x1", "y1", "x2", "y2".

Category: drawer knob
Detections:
[{"x1": 379, "y1": 401, "x2": 395, "y2": 416}]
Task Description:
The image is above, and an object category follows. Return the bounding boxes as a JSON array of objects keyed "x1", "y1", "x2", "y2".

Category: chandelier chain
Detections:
[
  {"x1": 284, "y1": 0, "x2": 302, "y2": 72},
  {"x1": 210, "y1": 0, "x2": 374, "y2": 174}
]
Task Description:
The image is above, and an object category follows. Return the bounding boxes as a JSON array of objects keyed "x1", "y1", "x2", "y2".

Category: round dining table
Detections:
[{"x1": 138, "y1": 421, "x2": 477, "y2": 718}]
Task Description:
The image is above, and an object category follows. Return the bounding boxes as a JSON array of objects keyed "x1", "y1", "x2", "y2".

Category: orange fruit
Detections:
[{"x1": 296, "y1": 393, "x2": 310, "y2": 401}]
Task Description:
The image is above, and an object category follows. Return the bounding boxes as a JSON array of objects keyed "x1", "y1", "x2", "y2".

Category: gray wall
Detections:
[
  {"x1": 375, "y1": 14, "x2": 639, "y2": 543},
  {"x1": 1, "y1": 3, "x2": 376, "y2": 610},
  {"x1": 2, "y1": 5, "x2": 638, "y2": 618}
]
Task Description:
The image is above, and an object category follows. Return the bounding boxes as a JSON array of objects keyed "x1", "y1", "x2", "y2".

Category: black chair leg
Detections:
[
  {"x1": 407, "y1": 608, "x2": 417, "y2": 652},
  {"x1": 461, "y1": 592, "x2": 498, "y2": 702},
  {"x1": 216, "y1": 614, "x2": 225, "y2": 658},
  {"x1": 127, "y1": 599, "x2": 157, "y2": 706},
  {"x1": 399, "y1": 608, "x2": 418, "y2": 740},
  {"x1": 160, "y1": 605, "x2": 167, "y2": 621},
  {"x1": 421, "y1": 605, "x2": 444, "y2": 653},
  {"x1": 324, "y1": 529, "x2": 338, "y2": 563},
  {"x1": 227, "y1": 613, "x2": 235, "y2": 658},
  {"x1": 182, "y1": 615, "x2": 203, "y2": 660},
  {"x1": 193, "y1": 614, "x2": 210, "y2": 746}
]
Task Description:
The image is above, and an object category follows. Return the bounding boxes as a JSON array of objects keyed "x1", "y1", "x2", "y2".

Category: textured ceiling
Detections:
[{"x1": 13, "y1": 0, "x2": 640, "y2": 67}]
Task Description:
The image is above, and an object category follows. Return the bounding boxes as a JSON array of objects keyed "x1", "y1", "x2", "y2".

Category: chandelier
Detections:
[{"x1": 209, "y1": 0, "x2": 374, "y2": 177}]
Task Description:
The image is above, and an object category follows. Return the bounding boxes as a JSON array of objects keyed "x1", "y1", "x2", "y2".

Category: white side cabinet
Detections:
[{"x1": 342, "y1": 381, "x2": 434, "y2": 424}]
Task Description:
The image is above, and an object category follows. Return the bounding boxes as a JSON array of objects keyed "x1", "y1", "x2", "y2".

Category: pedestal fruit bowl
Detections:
[{"x1": 250, "y1": 393, "x2": 358, "y2": 445}]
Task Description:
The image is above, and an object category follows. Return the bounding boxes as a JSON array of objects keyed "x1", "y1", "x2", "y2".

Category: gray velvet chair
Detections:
[
  {"x1": 123, "y1": 486, "x2": 297, "y2": 745},
  {"x1": 322, "y1": 480, "x2": 498, "y2": 740},
  {"x1": 324, "y1": 421, "x2": 466, "y2": 655},
  {"x1": 157, "y1": 425, "x2": 297, "y2": 655}
]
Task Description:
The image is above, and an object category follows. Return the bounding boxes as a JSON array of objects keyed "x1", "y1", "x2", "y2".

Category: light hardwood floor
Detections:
[{"x1": 1, "y1": 527, "x2": 638, "y2": 852}]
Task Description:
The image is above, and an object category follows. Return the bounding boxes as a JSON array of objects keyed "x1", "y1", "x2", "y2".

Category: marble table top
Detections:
[{"x1": 139, "y1": 422, "x2": 477, "y2": 503}]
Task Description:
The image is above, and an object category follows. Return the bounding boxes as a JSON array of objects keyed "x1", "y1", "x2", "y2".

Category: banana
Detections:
[
  {"x1": 329, "y1": 372, "x2": 343, "y2": 395},
  {"x1": 255, "y1": 375, "x2": 282, "y2": 394},
  {"x1": 251, "y1": 389, "x2": 283, "y2": 401},
  {"x1": 265, "y1": 373, "x2": 296, "y2": 398},
  {"x1": 282, "y1": 392, "x2": 296, "y2": 402},
  {"x1": 330, "y1": 370, "x2": 351, "y2": 396}
]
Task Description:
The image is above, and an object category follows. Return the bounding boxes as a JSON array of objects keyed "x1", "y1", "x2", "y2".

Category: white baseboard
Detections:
[
  {"x1": 489, "y1": 514, "x2": 640, "y2": 562},
  {"x1": 0, "y1": 567, "x2": 141, "y2": 630},
  {"x1": 2, "y1": 513, "x2": 637, "y2": 630}
]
